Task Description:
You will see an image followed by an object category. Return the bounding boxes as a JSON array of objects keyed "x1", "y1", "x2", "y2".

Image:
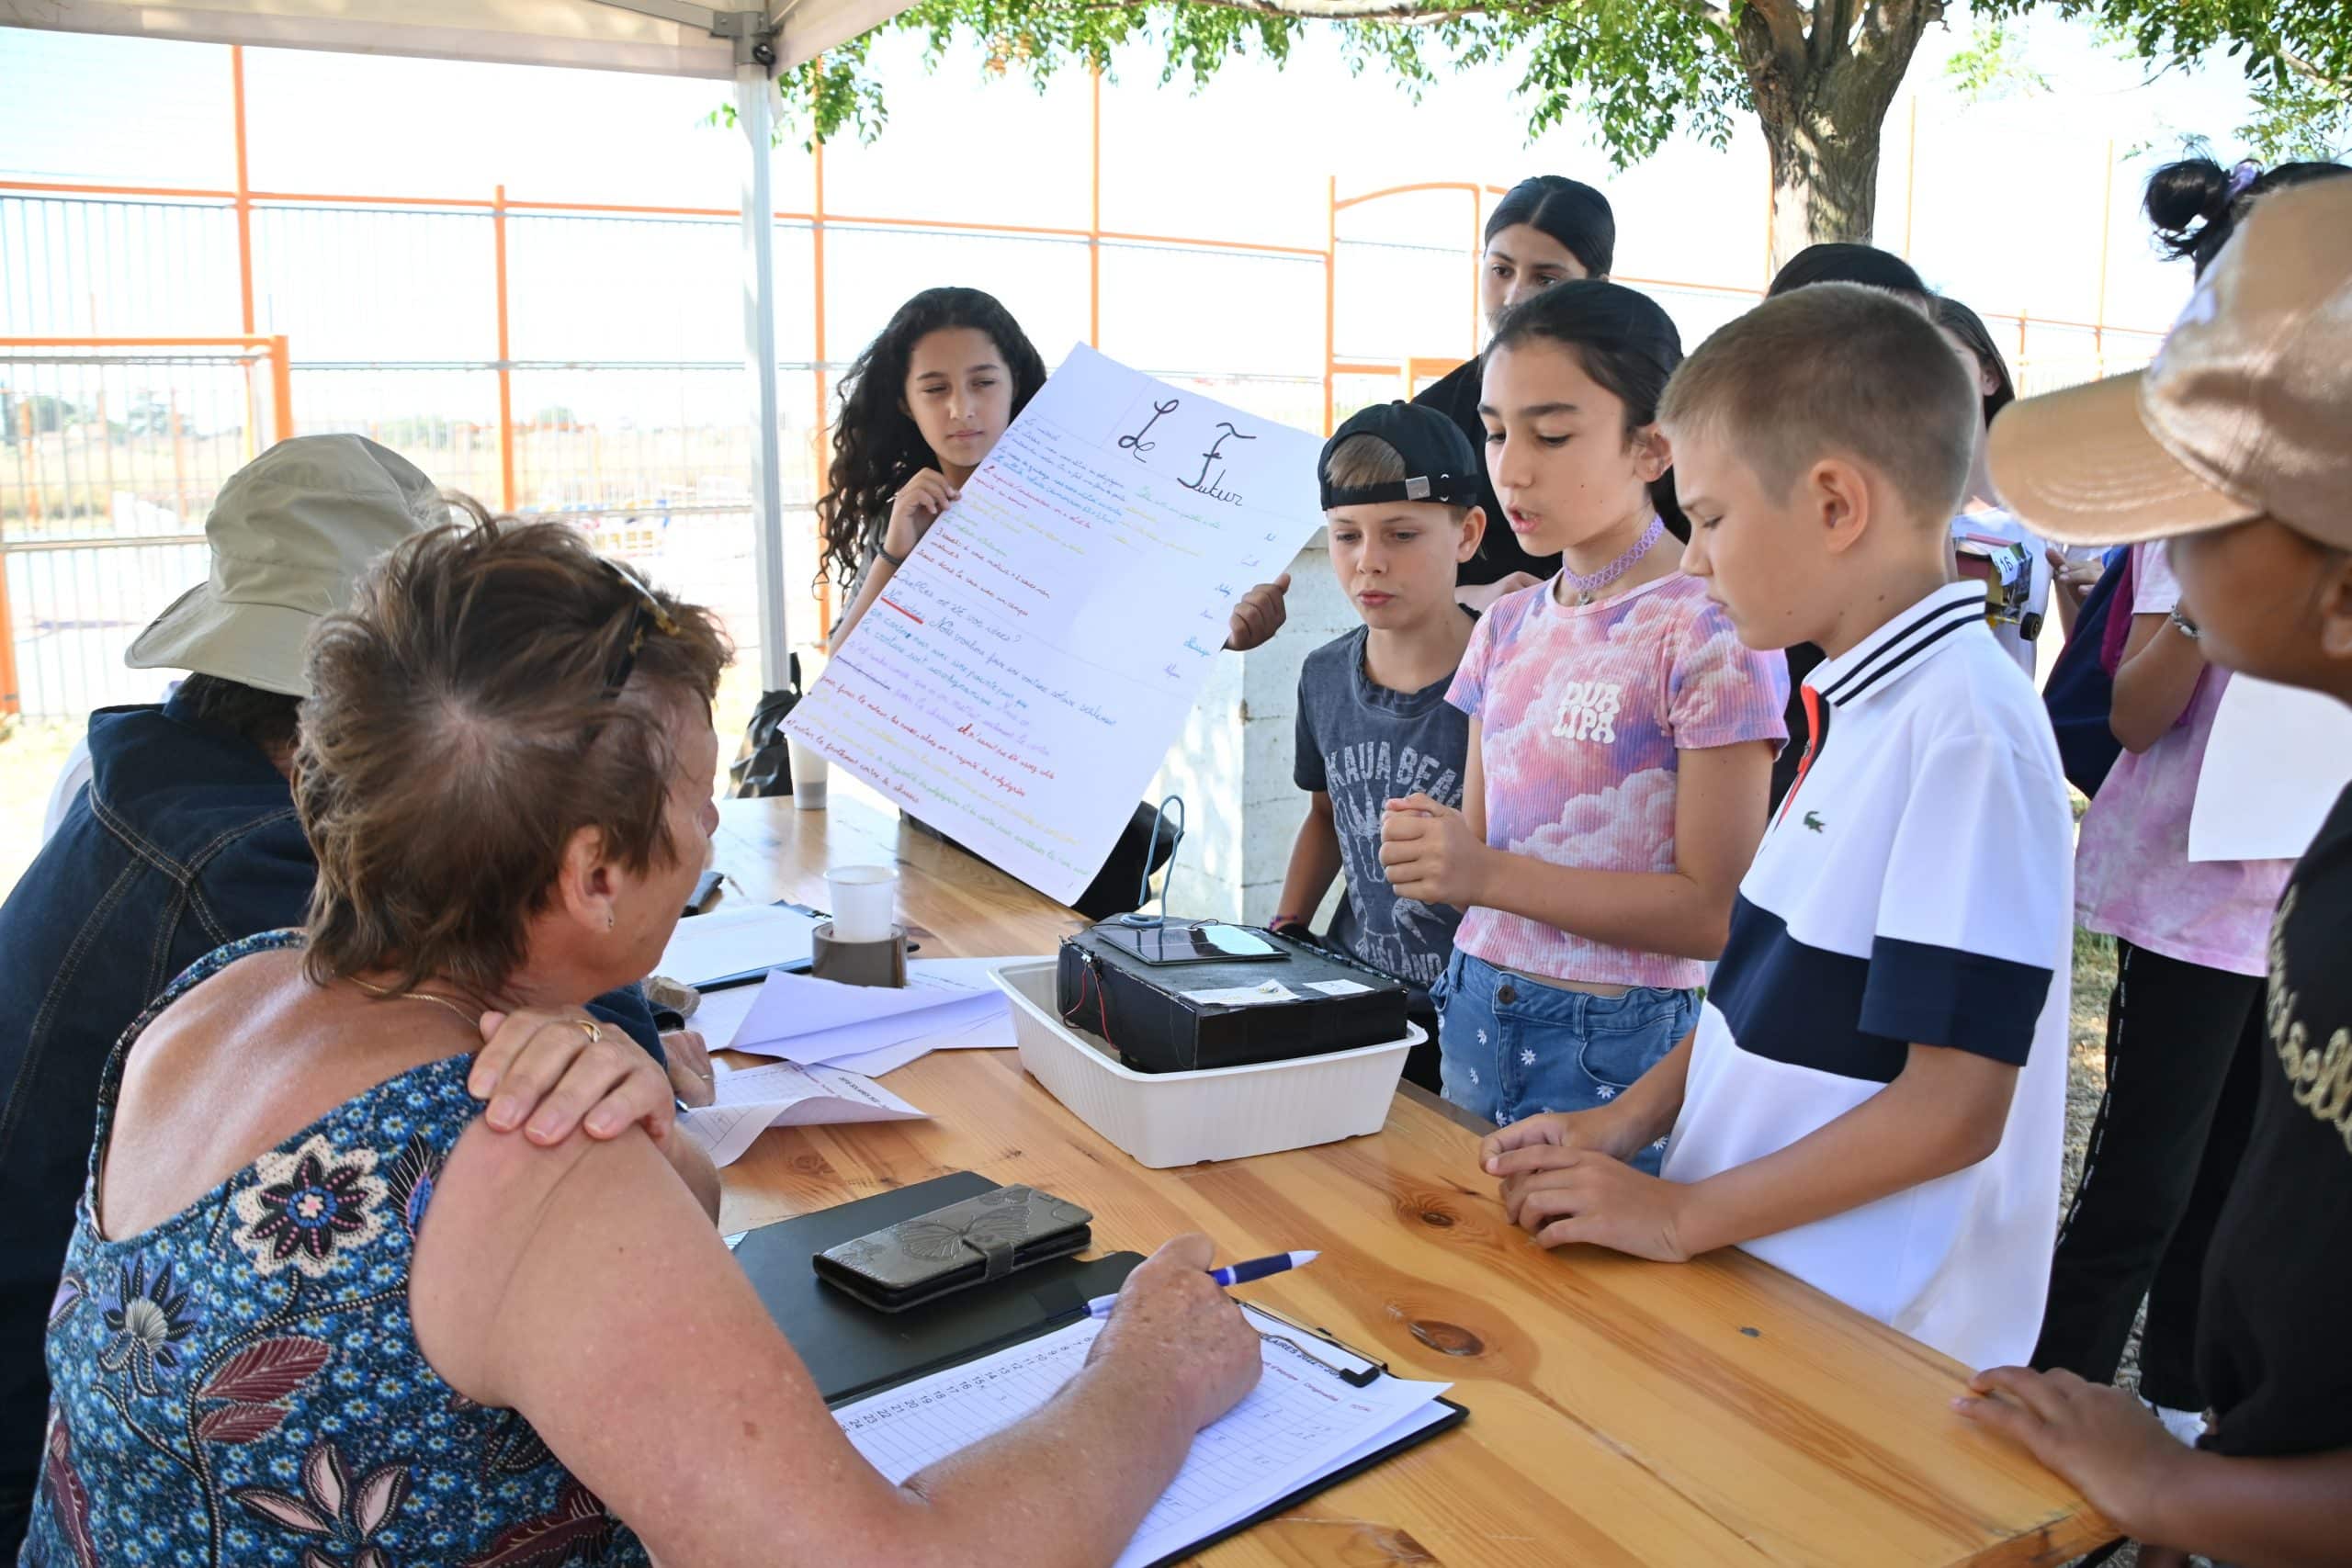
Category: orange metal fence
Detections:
[{"x1": 0, "y1": 44, "x2": 2165, "y2": 722}]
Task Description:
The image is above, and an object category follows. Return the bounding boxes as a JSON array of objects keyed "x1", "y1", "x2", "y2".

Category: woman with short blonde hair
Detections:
[{"x1": 25, "y1": 514, "x2": 1257, "y2": 1568}]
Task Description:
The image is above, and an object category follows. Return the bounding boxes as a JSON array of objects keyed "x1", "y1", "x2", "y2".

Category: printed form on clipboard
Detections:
[{"x1": 831, "y1": 1303, "x2": 1464, "y2": 1568}]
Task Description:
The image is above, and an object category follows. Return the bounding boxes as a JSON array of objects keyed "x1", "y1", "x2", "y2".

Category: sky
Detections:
[{"x1": 0, "y1": 2, "x2": 2277, "y2": 390}]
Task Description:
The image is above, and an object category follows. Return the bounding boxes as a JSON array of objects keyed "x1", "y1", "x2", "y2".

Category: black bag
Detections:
[
  {"x1": 1056, "y1": 923, "x2": 1410, "y2": 1074},
  {"x1": 729, "y1": 654, "x2": 804, "y2": 799},
  {"x1": 2042, "y1": 547, "x2": 2129, "y2": 799}
]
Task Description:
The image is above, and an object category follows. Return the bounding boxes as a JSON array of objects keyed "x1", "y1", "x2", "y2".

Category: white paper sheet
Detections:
[
  {"x1": 832, "y1": 1305, "x2": 1453, "y2": 1568},
  {"x1": 677, "y1": 1062, "x2": 926, "y2": 1168},
  {"x1": 723, "y1": 964, "x2": 1012, "y2": 1063},
  {"x1": 656, "y1": 902, "x2": 819, "y2": 989},
  {"x1": 688, "y1": 960, "x2": 1030, "y2": 1080},
  {"x1": 2188, "y1": 675, "x2": 2352, "y2": 862},
  {"x1": 785, "y1": 346, "x2": 1329, "y2": 902}
]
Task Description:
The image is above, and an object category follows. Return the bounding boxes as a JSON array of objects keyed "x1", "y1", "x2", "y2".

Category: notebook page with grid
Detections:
[{"x1": 831, "y1": 1304, "x2": 1453, "y2": 1568}]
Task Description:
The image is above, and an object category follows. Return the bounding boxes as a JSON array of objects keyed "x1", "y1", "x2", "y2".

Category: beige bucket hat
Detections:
[
  {"x1": 1988, "y1": 177, "x2": 2352, "y2": 552},
  {"x1": 126, "y1": 434, "x2": 443, "y2": 696}
]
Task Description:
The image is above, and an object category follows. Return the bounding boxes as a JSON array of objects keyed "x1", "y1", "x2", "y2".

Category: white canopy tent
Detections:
[{"x1": 2, "y1": 0, "x2": 914, "y2": 691}]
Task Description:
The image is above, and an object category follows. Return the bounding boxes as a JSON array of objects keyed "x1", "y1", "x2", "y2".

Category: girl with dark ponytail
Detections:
[
  {"x1": 1380, "y1": 279, "x2": 1788, "y2": 1147},
  {"x1": 2030, "y1": 149, "x2": 2346, "y2": 1492},
  {"x1": 2144, "y1": 153, "x2": 2346, "y2": 278},
  {"x1": 1415, "y1": 175, "x2": 1631, "y2": 609}
]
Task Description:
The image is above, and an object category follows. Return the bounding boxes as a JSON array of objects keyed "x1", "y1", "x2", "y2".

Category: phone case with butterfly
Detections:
[{"x1": 811, "y1": 1184, "x2": 1094, "y2": 1313}]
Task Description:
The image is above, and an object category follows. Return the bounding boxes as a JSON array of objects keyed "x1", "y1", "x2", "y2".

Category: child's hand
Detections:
[
  {"x1": 1955, "y1": 1367, "x2": 2182, "y2": 1537},
  {"x1": 883, "y1": 468, "x2": 959, "y2": 560},
  {"x1": 469, "y1": 1009, "x2": 679, "y2": 1147},
  {"x1": 1456, "y1": 573, "x2": 1541, "y2": 613},
  {"x1": 1225, "y1": 573, "x2": 1291, "y2": 651},
  {"x1": 2047, "y1": 546, "x2": 2102, "y2": 610},
  {"x1": 1378, "y1": 795, "x2": 1486, "y2": 908},
  {"x1": 1494, "y1": 1148, "x2": 1693, "y2": 1261},
  {"x1": 1483, "y1": 1107, "x2": 1642, "y2": 1174}
]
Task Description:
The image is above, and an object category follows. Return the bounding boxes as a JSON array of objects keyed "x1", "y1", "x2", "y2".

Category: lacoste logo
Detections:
[{"x1": 1802, "y1": 810, "x2": 1825, "y2": 833}]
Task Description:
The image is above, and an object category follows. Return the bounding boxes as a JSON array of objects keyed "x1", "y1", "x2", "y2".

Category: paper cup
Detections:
[
  {"x1": 788, "y1": 739, "x2": 829, "y2": 810},
  {"x1": 826, "y1": 863, "x2": 898, "y2": 943}
]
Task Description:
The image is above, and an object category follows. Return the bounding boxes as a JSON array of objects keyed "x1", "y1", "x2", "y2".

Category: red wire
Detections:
[{"x1": 1059, "y1": 956, "x2": 1117, "y2": 1053}]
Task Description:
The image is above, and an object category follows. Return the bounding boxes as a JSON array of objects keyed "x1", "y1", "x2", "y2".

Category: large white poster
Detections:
[
  {"x1": 786, "y1": 344, "x2": 1328, "y2": 902},
  {"x1": 2188, "y1": 674, "x2": 2352, "y2": 863}
]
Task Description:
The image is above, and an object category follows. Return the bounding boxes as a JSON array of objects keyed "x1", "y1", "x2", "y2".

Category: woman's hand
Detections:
[
  {"x1": 882, "y1": 468, "x2": 960, "y2": 562},
  {"x1": 662, "y1": 1028, "x2": 716, "y2": 1109},
  {"x1": 1955, "y1": 1367, "x2": 2184, "y2": 1540},
  {"x1": 1088, "y1": 1234, "x2": 1261, "y2": 1433},
  {"x1": 469, "y1": 1009, "x2": 679, "y2": 1146},
  {"x1": 1224, "y1": 574, "x2": 1291, "y2": 652}
]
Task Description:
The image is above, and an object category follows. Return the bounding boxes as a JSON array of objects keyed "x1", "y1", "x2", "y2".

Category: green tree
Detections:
[
  {"x1": 1983, "y1": 0, "x2": 2349, "y2": 162},
  {"x1": 775, "y1": 1, "x2": 2349, "y2": 272}
]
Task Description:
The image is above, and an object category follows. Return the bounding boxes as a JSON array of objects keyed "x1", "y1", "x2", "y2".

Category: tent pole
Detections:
[{"x1": 734, "y1": 53, "x2": 790, "y2": 694}]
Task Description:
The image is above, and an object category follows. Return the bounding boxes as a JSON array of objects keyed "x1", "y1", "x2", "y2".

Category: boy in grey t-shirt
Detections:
[{"x1": 1272, "y1": 403, "x2": 1486, "y2": 1089}]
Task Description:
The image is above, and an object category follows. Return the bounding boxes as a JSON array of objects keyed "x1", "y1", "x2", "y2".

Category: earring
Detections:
[{"x1": 606, "y1": 913, "x2": 616, "y2": 931}]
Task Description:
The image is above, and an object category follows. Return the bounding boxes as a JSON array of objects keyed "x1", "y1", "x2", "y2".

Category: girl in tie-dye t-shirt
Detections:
[{"x1": 1377, "y1": 282, "x2": 1787, "y2": 1160}]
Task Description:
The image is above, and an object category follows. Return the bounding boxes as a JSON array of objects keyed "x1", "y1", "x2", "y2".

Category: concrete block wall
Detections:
[{"x1": 1148, "y1": 529, "x2": 1357, "y2": 926}]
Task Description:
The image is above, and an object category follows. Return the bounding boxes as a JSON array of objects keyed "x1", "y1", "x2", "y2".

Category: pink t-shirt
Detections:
[
  {"x1": 2075, "y1": 543, "x2": 2292, "y2": 976},
  {"x1": 1446, "y1": 570, "x2": 1790, "y2": 988}
]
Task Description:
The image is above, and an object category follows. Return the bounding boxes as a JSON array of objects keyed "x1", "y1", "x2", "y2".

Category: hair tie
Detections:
[{"x1": 2227, "y1": 160, "x2": 2262, "y2": 198}]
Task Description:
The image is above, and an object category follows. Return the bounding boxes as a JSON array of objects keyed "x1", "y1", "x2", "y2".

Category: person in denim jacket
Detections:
[{"x1": 0, "y1": 437, "x2": 674, "y2": 1556}]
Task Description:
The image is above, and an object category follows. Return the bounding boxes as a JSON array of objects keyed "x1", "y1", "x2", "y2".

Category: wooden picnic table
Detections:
[{"x1": 711, "y1": 792, "x2": 2112, "y2": 1567}]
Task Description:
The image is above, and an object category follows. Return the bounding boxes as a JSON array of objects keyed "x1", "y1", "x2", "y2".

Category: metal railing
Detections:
[
  {"x1": 0, "y1": 42, "x2": 2168, "y2": 724},
  {"x1": 0, "y1": 336, "x2": 292, "y2": 716}
]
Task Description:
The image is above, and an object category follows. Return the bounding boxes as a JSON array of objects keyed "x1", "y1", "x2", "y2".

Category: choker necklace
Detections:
[{"x1": 1559, "y1": 514, "x2": 1666, "y2": 605}]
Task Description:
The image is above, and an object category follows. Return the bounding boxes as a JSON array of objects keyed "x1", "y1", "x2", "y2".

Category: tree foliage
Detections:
[
  {"x1": 742, "y1": 0, "x2": 2346, "y2": 248},
  {"x1": 1979, "y1": 0, "x2": 2350, "y2": 159}
]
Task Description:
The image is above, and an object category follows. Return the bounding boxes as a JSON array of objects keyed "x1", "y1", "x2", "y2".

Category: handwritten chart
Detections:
[{"x1": 786, "y1": 345, "x2": 1329, "y2": 903}]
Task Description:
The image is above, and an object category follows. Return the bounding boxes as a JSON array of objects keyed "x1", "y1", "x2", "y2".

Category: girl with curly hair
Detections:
[{"x1": 811, "y1": 288, "x2": 1290, "y2": 918}]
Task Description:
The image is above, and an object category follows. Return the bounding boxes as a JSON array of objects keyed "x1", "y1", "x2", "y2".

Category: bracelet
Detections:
[
  {"x1": 2168, "y1": 604, "x2": 2202, "y2": 640},
  {"x1": 876, "y1": 543, "x2": 908, "y2": 570}
]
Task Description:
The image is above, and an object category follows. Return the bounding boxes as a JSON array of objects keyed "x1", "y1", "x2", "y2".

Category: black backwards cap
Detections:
[{"x1": 1317, "y1": 401, "x2": 1484, "y2": 512}]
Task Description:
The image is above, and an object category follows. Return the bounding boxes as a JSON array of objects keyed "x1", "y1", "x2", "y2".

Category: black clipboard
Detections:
[{"x1": 733, "y1": 1171, "x2": 1141, "y2": 1405}]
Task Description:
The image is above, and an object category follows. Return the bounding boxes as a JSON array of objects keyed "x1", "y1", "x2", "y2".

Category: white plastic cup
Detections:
[
  {"x1": 826, "y1": 863, "x2": 899, "y2": 944},
  {"x1": 788, "y1": 739, "x2": 829, "y2": 810}
]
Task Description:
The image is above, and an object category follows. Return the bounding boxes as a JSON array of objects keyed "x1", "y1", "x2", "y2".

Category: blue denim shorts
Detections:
[{"x1": 1430, "y1": 949, "x2": 1698, "y2": 1175}]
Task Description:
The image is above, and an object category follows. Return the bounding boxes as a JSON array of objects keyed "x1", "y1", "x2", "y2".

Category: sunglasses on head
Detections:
[{"x1": 599, "y1": 557, "x2": 681, "y2": 696}]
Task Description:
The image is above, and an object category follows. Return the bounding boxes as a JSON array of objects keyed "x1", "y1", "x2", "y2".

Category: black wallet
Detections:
[{"x1": 813, "y1": 1183, "x2": 1094, "y2": 1313}]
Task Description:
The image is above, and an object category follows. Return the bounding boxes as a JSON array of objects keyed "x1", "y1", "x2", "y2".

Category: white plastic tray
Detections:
[{"x1": 990, "y1": 960, "x2": 1419, "y2": 1168}]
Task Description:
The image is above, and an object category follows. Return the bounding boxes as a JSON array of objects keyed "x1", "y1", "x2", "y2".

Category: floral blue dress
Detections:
[{"x1": 23, "y1": 931, "x2": 649, "y2": 1568}]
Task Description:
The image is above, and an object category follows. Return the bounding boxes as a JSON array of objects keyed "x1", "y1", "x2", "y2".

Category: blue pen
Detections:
[{"x1": 1086, "y1": 1250, "x2": 1319, "y2": 1319}]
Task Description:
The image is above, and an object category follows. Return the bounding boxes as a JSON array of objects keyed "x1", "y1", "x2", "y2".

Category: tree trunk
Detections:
[
  {"x1": 1734, "y1": 1, "x2": 1940, "y2": 277},
  {"x1": 1761, "y1": 105, "x2": 1884, "y2": 270}
]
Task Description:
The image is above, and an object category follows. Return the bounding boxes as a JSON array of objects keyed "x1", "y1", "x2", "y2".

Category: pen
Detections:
[{"x1": 1085, "y1": 1249, "x2": 1319, "y2": 1318}]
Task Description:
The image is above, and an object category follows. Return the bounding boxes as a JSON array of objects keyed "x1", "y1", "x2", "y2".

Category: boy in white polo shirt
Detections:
[{"x1": 1481, "y1": 282, "x2": 2074, "y2": 1372}]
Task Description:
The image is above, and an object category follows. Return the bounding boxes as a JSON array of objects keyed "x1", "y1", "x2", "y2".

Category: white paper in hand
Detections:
[
  {"x1": 783, "y1": 346, "x2": 1329, "y2": 902},
  {"x1": 2188, "y1": 675, "x2": 2352, "y2": 862}
]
